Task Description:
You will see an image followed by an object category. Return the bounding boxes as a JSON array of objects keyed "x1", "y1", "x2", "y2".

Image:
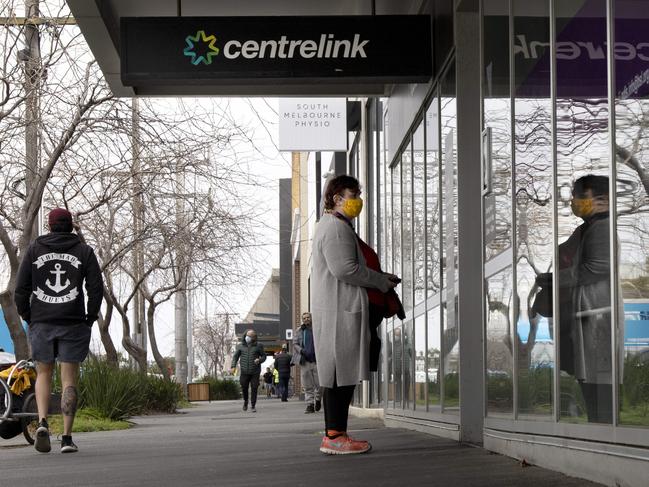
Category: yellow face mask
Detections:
[
  {"x1": 341, "y1": 197, "x2": 364, "y2": 219},
  {"x1": 571, "y1": 197, "x2": 593, "y2": 218}
]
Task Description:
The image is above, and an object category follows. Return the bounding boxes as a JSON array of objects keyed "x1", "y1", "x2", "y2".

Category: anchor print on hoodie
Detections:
[{"x1": 14, "y1": 232, "x2": 103, "y2": 327}]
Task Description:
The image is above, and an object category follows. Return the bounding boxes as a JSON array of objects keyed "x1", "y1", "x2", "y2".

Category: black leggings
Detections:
[
  {"x1": 579, "y1": 382, "x2": 613, "y2": 424},
  {"x1": 323, "y1": 379, "x2": 356, "y2": 433},
  {"x1": 239, "y1": 373, "x2": 259, "y2": 407}
]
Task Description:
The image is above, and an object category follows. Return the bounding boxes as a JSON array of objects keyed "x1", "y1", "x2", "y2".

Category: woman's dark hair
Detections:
[
  {"x1": 50, "y1": 222, "x2": 73, "y2": 233},
  {"x1": 323, "y1": 175, "x2": 360, "y2": 211},
  {"x1": 574, "y1": 175, "x2": 609, "y2": 198}
]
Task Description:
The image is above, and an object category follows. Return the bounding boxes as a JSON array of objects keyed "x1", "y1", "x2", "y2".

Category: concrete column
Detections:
[{"x1": 456, "y1": 6, "x2": 485, "y2": 445}]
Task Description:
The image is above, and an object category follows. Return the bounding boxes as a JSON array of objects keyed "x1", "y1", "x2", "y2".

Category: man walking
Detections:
[
  {"x1": 230, "y1": 329, "x2": 265, "y2": 412},
  {"x1": 292, "y1": 312, "x2": 321, "y2": 413},
  {"x1": 274, "y1": 344, "x2": 292, "y2": 402},
  {"x1": 14, "y1": 208, "x2": 103, "y2": 453}
]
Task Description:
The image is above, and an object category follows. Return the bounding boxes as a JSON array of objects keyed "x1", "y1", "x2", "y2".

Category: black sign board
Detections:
[{"x1": 121, "y1": 16, "x2": 432, "y2": 86}]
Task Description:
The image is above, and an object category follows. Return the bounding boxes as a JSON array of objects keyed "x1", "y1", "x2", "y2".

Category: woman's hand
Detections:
[{"x1": 384, "y1": 273, "x2": 400, "y2": 289}]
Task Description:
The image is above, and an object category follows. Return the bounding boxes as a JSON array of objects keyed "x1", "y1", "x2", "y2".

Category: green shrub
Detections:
[
  {"x1": 78, "y1": 359, "x2": 181, "y2": 420},
  {"x1": 144, "y1": 376, "x2": 183, "y2": 413},
  {"x1": 198, "y1": 375, "x2": 241, "y2": 400},
  {"x1": 623, "y1": 355, "x2": 649, "y2": 414}
]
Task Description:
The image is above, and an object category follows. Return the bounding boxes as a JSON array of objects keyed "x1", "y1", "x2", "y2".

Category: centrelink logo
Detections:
[{"x1": 183, "y1": 30, "x2": 369, "y2": 65}]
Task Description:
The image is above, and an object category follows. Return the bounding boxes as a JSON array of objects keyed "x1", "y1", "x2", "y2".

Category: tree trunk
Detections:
[
  {"x1": 97, "y1": 298, "x2": 118, "y2": 367},
  {"x1": 147, "y1": 300, "x2": 170, "y2": 380}
]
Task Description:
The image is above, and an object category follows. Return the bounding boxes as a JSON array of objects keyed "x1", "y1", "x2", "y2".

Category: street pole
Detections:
[
  {"x1": 174, "y1": 159, "x2": 188, "y2": 391},
  {"x1": 187, "y1": 274, "x2": 193, "y2": 383},
  {"x1": 131, "y1": 97, "x2": 147, "y2": 367}
]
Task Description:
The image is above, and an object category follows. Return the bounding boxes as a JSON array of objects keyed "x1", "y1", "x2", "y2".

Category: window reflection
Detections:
[
  {"x1": 413, "y1": 121, "x2": 426, "y2": 306},
  {"x1": 404, "y1": 320, "x2": 414, "y2": 410},
  {"x1": 415, "y1": 314, "x2": 427, "y2": 408},
  {"x1": 441, "y1": 63, "x2": 459, "y2": 412},
  {"x1": 426, "y1": 98, "x2": 441, "y2": 296},
  {"x1": 394, "y1": 324, "x2": 403, "y2": 408},
  {"x1": 402, "y1": 143, "x2": 413, "y2": 312},
  {"x1": 427, "y1": 307, "x2": 441, "y2": 407},
  {"x1": 483, "y1": 1, "x2": 512, "y2": 261},
  {"x1": 486, "y1": 269, "x2": 514, "y2": 414},
  {"x1": 615, "y1": 0, "x2": 649, "y2": 428},
  {"x1": 513, "y1": 0, "x2": 554, "y2": 417},
  {"x1": 555, "y1": 0, "x2": 614, "y2": 424}
]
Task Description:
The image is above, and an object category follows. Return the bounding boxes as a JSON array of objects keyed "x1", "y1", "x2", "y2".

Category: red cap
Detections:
[{"x1": 48, "y1": 208, "x2": 72, "y2": 226}]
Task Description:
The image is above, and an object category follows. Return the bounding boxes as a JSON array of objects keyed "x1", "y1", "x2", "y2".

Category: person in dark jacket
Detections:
[
  {"x1": 263, "y1": 367, "x2": 273, "y2": 398},
  {"x1": 292, "y1": 312, "x2": 321, "y2": 413},
  {"x1": 14, "y1": 208, "x2": 103, "y2": 454},
  {"x1": 274, "y1": 344, "x2": 293, "y2": 402},
  {"x1": 230, "y1": 329, "x2": 265, "y2": 412}
]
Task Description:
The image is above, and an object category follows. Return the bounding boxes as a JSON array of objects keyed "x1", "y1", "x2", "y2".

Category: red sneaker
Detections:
[{"x1": 320, "y1": 434, "x2": 372, "y2": 455}]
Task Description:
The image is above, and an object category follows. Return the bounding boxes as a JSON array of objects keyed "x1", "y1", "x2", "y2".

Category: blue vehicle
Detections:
[{"x1": 0, "y1": 308, "x2": 14, "y2": 355}]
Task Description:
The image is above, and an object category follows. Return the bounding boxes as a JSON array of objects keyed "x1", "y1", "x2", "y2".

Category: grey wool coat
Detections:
[
  {"x1": 310, "y1": 213, "x2": 392, "y2": 388},
  {"x1": 558, "y1": 213, "x2": 624, "y2": 385}
]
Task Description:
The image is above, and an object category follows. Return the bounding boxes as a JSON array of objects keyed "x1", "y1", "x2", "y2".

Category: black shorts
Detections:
[{"x1": 28, "y1": 322, "x2": 91, "y2": 364}]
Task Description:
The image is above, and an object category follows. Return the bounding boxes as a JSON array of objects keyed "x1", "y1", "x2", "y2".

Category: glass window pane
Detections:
[
  {"x1": 615, "y1": 0, "x2": 649, "y2": 427},
  {"x1": 556, "y1": 0, "x2": 613, "y2": 424},
  {"x1": 393, "y1": 161, "x2": 402, "y2": 299},
  {"x1": 415, "y1": 313, "x2": 427, "y2": 408},
  {"x1": 486, "y1": 268, "x2": 514, "y2": 415},
  {"x1": 483, "y1": 1, "x2": 513, "y2": 261},
  {"x1": 402, "y1": 142, "x2": 414, "y2": 312},
  {"x1": 426, "y1": 97, "x2": 441, "y2": 296},
  {"x1": 387, "y1": 322, "x2": 395, "y2": 407},
  {"x1": 441, "y1": 62, "x2": 459, "y2": 413},
  {"x1": 427, "y1": 306, "x2": 441, "y2": 407},
  {"x1": 404, "y1": 319, "x2": 414, "y2": 410},
  {"x1": 385, "y1": 136, "x2": 393, "y2": 275},
  {"x1": 414, "y1": 121, "x2": 426, "y2": 306},
  {"x1": 394, "y1": 323, "x2": 403, "y2": 409},
  {"x1": 442, "y1": 298, "x2": 459, "y2": 412},
  {"x1": 513, "y1": 0, "x2": 554, "y2": 417}
]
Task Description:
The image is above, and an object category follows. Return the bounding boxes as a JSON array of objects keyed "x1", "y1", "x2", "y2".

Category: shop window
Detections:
[
  {"x1": 426, "y1": 96, "x2": 442, "y2": 297},
  {"x1": 615, "y1": 0, "x2": 649, "y2": 427},
  {"x1": 556, "y1": 0, "x2": 613, "y2": 425},
  {"x1": 483, "y1": 0, "x2": 513, "y2": 261},
  {"x1": 402, "y1": 141, "x2": 414, "y2": 312},
  {"x1": 486, "y1": 268, "x2": 514, "y2": 415},
  {"x1": 413, "y1": 120, "x2": 426, "y2": 306},
  {"x1": 441, "y1": 61, "x2": 459, "y2": 413},
  {"x1": 513, "y1": 0, "x2": 554, "y2": 418},
  {"x1": 427, "y1": 306, "x2": 441, "y2": 407}
]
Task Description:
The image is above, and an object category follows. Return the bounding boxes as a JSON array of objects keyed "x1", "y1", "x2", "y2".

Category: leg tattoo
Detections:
[{"x1": 61, "y1": 386, "x2": 78, "y2": 417}]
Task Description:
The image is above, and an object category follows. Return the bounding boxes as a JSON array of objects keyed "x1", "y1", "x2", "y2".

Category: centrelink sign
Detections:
[{"x1": 121, "y1": 16, "x2": 432, "y2": 85}]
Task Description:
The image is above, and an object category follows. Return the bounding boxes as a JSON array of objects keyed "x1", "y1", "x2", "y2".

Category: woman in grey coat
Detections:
[
  {"x1": 311, "y1": 175, "x2": 398, "y2": 455},
  {"x1": 537, "y1": 175, "x2": 623, "y2": 423}
]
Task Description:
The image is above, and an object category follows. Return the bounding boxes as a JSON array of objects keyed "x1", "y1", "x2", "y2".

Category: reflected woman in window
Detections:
[
  {"x1": 538, "y1": 175, "x2": 623, "y2": 423},
  {"x1": 311, "y1": 175, "x2": 399, "y2": 454}
]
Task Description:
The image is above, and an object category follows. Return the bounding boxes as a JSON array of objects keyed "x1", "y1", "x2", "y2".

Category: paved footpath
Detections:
[{"x1": 0, "y1": 398, "x2": 600, "y2": 487}]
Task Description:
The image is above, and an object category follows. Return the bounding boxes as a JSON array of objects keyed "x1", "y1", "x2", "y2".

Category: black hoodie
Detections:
[{"x1": 14, "y1": 232, "x2": 103, "y2": 326}]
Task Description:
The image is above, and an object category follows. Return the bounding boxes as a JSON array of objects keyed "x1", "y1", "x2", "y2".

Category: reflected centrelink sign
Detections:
[{"x1": 120, "y1": 16, "x2": 432, "y2": 85}]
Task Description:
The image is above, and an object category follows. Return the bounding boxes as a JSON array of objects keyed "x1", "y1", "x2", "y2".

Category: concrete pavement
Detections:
[{"x1": 0, "y1": 398, "x2": 600, "y2": 486}]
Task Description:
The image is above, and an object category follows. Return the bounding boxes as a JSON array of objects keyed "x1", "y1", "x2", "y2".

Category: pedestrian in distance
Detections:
[
  {"x1": 230, "y1": 329, "x2": 265, "y2": 413},
  {"x1": 14, "y1": 208, "x2": 103, "y2": 454},
  {"x1": 272, "y1": 366, "x2": 280, "y2": 397},
  {"x1": 263, "y1": 367, "x2": 273, "y2": 398},
  {"x1": 274, "y1": 344, "x2": 293, "y2": 402},
  {"x1": 292, "y1": 312, "x2": 321, "y2": 413},
  {"x1": 311, "y1": 175, "x2": 399, "y2": 455}
]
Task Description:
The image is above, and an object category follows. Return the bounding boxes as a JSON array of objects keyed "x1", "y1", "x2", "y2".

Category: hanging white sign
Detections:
[{"x1": 278, "y1": 98, "x2": 348, "y2": 151}]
